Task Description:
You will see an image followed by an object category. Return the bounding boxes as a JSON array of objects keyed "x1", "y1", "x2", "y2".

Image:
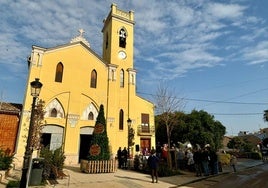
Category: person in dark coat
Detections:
[
  {"x1": 122, "y1": 147, "x2": 128, "y2": 169},
  {"x1": 156, "y1": 142, "x2": 162, "y2": 159},
  {"x1": 117, "y1": 147, "x2": 122, "y2": 168},
  {"x1": 209, "y1": 149, "x2": 219, "y2": 175},
  {"x1": 201, "y1": 147, "x2": 210, "y2": 176},
  {"x1": 193, "y1": 148, "x2": 202, "y2": 177},
  {"x1": 147, "y1": 150, "x2": 160, "y2": 183}
]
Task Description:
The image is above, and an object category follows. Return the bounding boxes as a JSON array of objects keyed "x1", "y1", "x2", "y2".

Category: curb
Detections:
[{"x1": 175, "y1": 161, "x2": 264, "y2": 187}]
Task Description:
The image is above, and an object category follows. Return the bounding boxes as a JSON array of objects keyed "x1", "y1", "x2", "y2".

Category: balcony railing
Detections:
[{"x1": 137, "y1": 125, "x2": 155, "y2": 136}]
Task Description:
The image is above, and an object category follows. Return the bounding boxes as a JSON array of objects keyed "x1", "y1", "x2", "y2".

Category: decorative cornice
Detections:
[{"x1": 70, "y1": 29, "x2": 90, "y2": 47}]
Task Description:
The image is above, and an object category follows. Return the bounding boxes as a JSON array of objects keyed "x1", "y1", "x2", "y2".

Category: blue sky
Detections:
[{"x1": 1, "y1": 0, "x2": 268, "y2": 136}]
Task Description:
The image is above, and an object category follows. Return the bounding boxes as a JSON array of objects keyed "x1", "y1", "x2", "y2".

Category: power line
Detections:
[
  {"x1": 201, "y1": 87, "x2": 268, "y2": 108},
  {"x1": 211, "y1": 113, "x2": 263, "y2": 116},
  {"x1": 40, "y1": 87, "x2": 267, "y2": 117},
  {"x1": 137, "y1": 91, "x2": 267, "y2": 116},
  {"x1": 137, "y1": 91, "x2": 268, "y2": 105},
  {"x1": 184, "y1": 98, "x2": 268, "y2": 105}
]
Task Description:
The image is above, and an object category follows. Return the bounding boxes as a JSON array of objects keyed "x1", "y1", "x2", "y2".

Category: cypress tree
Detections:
[{"x1": 88, "y1": 104, "x2": 110, "y2": 160}]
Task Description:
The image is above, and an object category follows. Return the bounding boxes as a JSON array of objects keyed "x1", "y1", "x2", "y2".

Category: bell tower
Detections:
[
  {"x1": 102, "y1": 4, "x2": 137, "y2": 141},
  {"x1": 102, "y1": 3, "x2": 135, "y2": 69}
]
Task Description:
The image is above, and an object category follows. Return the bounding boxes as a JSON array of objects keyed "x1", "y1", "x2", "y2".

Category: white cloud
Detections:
[
  {"x1": 0, "y1": 0, "x2": 267, "y2": 92},
  {"x1": 244, "y1": 41, "x2": 268, "y2": 65},
  {"x1": 206, "y1": 3, "x2": 247, "y2": 20}
]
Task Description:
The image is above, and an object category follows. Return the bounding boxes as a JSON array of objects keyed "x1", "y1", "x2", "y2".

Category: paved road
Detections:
[
  {"x1": 0, "y1": 158, "x2": 264, "y2": 188},
  {"x1": 184, "y1": 162, "x2": 268, "y2": 188}
]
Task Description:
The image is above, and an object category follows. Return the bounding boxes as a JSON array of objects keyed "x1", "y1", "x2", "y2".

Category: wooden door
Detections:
[{"x1": 140, "y1": 138, "x2": 151, "y2": 155}]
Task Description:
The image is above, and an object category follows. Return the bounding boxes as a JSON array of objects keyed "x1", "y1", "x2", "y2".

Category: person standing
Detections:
[
  {"x1": 177, "y1": 148, "x2": 185, "y2": 170},
  {"x1": 186, "y1": 149, "x2": 195, "y2": 172},
  {"x1": 162, "y1": 144, "x2": 168, "y2": 162},
  {"x1": 117, "y1": 147, "x2": 122, "y2": 168},
  {"x1": 193, "y1": 148, "x2": 202, "y2": 176},
  {"x1": 147, "y1": 150, "x2": 160, "y2": 183},
  {"x1": 156, "y1": 142, "x2": 162, "y2": 159},
  {"x1": 201, "y1": 147, "x2": 210, "y2": 176},
  {"x1": 122, "y1": 147, "x2": 128, "y2": 169},
  {"x1": 230, "y1": 155, "x2": 237, "y2": 172},
  {"x1": 209, "y1": 149, "x2": 219, "y2": 175}
]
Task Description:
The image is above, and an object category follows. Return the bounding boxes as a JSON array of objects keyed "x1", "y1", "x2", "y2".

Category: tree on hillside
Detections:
[
  {"x1": 264, "y1": 110, "x2": 268, "y2": 122},
  {"x1": 227, "y1": 137, "x2": 243, "y2": 150},
  {"x1": 88, "y1": 104, "x2": 110, "y2": 160},
  {"x1": 228, "y1": 135, "x2": 260, "y2": 152}
]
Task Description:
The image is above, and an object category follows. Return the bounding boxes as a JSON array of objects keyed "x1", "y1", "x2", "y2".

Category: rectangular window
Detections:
[{"x1": 141, "y1": 113, "x2": 149, "y2": 133}]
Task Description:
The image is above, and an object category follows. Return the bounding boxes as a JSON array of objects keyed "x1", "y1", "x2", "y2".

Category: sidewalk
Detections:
[{"x1": 0, "y1": 158, "x2": 263, "y2": 188}]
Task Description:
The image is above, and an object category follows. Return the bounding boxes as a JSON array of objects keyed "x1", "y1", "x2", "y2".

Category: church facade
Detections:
[{"x1": 16, "y1": 4, "x2": 155, "y2": 165}]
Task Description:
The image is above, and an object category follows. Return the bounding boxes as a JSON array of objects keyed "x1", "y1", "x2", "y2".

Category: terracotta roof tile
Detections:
[{"x1": 0, "y1": 102, "x2": 22, "y2": 114}]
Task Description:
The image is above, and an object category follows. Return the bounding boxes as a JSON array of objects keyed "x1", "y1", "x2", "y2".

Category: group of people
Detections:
[
  {"x1": 172, "y1": 145, "x2": 220, "y2": 177},
  {"x1": 157, "y1": 143, "x2": 222, "y2": 177},
  {"x1": 117, "y1": 143, "x2": 238, "y2": 183},
  {"x1": 117, "y1": 147, "x2": 128, "y2": 169},
  {"x1": 191, "y1": 146, "x2": 220, "y2": 176},
  {"x1": 180, "y1": 145, "x2": 239, "y2": 176}
]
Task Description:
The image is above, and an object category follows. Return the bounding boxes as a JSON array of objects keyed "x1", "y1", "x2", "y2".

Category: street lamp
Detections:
[
  {"x1": 127, "y1": 118, "x2": 132, "y2": 158},
  {"x1": 127, "y1": 118, "x2": 132, "y2": 127},
  {"x1": 20, "y1": 78, "x2": 42, "y2": 188}
]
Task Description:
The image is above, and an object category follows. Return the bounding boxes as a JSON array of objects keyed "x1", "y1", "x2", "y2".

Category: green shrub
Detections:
[
  {"x1": 0, "y1": 148, "x2": 14, "y2": 170},
  {"x1": 226, "y1": 151, "x2": 262, "y2": 160},
  {"x1": 6, "y1": 180, "x2": 20, "y2": 188},
  {"x1": 40, "y1": 147, "x2": 53, "y2": 179},
  {"x1": 52, "y1": 147, "x2": 66, "y2": 170},
  {"x1": 40, "y1": 146, "x2": 66, "y2": 179},
  {"x1": 158, "y1": 161, "x2": 179, "y2": 177},
  {"x1": 246, "y1": 152, "x2": 262, "y2": 159},
  {"x1": 253, "y1": 152, "x2": 262, "y2": 159},
  {"x1": 133, "y1": 155, "x2": 140, "y2": 170},
  {"x1": 218, "y1": 153, "x2": 231, "y2": 165}
]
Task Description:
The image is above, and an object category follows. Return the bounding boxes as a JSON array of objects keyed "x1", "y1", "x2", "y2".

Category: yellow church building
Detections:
[{"x1": 16, "y1": 4, "x2": 155, "y2": 165}]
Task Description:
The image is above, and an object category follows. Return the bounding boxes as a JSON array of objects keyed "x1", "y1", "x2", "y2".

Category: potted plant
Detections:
[{"x1": 0, "y1": 148, "x2": 15, "y2": 179}]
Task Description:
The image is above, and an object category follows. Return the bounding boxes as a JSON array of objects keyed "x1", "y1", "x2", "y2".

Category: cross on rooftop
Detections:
[{"x1": 79, "y1": 29, "x2": 85, "y2": 37}]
